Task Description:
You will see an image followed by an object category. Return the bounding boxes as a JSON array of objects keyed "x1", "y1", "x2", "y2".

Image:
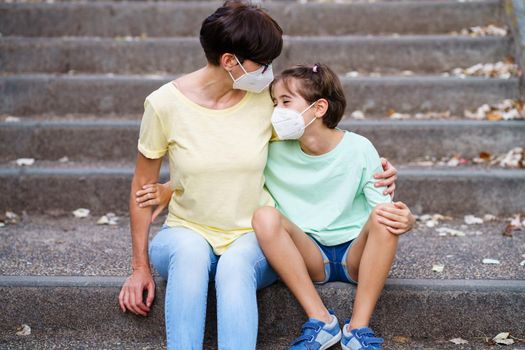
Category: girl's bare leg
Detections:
[
  {"x1": 252, "y1": 206, "x2": 331, "y2": 323},
  {"x1": 344, "y1": 207, "x2": 399, "y2": 330}
]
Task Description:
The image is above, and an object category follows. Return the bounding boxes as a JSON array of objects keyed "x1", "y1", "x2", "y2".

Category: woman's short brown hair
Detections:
[
  {"x1": 200, "y1": 1, "x2": 283, "y2": 66},
  {"x1": 270, "y1": 63, "x2": 347, "y2": 129}
]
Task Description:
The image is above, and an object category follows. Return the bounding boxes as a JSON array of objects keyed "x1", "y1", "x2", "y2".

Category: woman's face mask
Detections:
[
  {"x1": 228, "y1": 56, "x2": 274, "y2": 93},
  {"x1": 271, "y1": 101, "x2": 318, "y2": 140}
]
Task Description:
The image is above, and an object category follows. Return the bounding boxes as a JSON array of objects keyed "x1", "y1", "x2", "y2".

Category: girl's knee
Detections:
[{"x1": 252, "y1": 206, "x2": 281, "y2": 242}]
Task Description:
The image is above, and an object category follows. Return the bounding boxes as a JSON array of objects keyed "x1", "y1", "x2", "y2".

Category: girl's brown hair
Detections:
[{"x1": 270, "y1": 63, "x2": 346, "y2": 129}]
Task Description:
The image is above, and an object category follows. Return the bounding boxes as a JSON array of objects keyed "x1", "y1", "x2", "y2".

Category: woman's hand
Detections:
[
  {"x1": 136, "y1": 182, "x2": 173, "y2": 223},
  {"x1": 374, "y1": 157, "x2": 397, "y2": 199},
  {"x1": 118, "y1": 267, "x2": 155, "y2": 317},
  {"x1": 376, "y1": 201, "x2": 415, "y2": 235}
]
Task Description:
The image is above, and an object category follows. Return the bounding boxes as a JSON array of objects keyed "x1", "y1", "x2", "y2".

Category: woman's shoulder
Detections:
[{"x1": 145, "y1": 82, "x2": 176, "y2": 106}]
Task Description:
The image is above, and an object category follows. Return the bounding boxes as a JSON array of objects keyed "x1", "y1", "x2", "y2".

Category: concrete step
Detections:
[
  {"x1": 0, "y1": 0, "x2": 504, "y2": 37},
  {"x1": 2, "y1": 332, "x2": 519, "y2": 350},
  {"x1": 0, "y1": 215, "x2": 524, "y2": 345},
  {"x1": 2, "y1": 118, "x2": 524, "y2": 164},
  {"x1": 1, "y1": 75, "x2": 519, "y2": 116},
  {"x1": 0, "y1": 164, "x2": 524, "y2": 215},
  {"x1": 0, "y1": 36, "x2": 513, "y2": 75}
]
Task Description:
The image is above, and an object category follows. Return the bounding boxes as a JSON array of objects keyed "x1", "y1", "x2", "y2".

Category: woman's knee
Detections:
[
  {"x1": 251, "y1": 206, "x2": 282, "y2": 243},
  {"x1": 149, "y1": 227, "x2": 213, "y2": 276}
]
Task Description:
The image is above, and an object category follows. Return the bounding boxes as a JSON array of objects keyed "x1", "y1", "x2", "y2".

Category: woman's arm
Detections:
[
  {"x1": 374, "y1": 157, "x2": 397, "y2": 198},
  {"x1": 119, "y1": 153, "x2": 163, "y2": 316},
  {"x1": 376, "y1": 201, "x2": 415, "y2": 235}
]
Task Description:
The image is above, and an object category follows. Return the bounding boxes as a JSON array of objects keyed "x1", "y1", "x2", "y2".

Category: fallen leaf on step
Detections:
[
  {"x1": 15, "y1": 324, "x2": 31, "y2": 336},
  {"x1": 97, "y1": 213, "x2": 119, "y2": 226},
  {"x1": 490, "y1": 332, "x2": 514, "y2": 345},
  {"x1": 482, "y1": 258, "x2": 500, "y2": 265},
  {"x1": 464, "y1": 215, "x2": 483, "y2": 225},
  {"x1": 436, "y1": 227, "x2": 466, "y2": 237},
  {"x1": 58, "y1": 156, "x2": 69, "y2": 163},
  {"x1": 392, "y1": 336, "x2": 410, "y2": 344},
  {"x1": 350, "y1": 110, "x2": 365, "y2": 119},
  {"x1": 520, "y1": 260, "x2": 525, "y2": 266},
  {"x1": 72, "y1": 208, "x2": 90, "y2": 218},
  {"x1": 483, "y1": 214, "x2": 497, "y2": 222},
  {"x1": 5, "y1": 116, "x2": 21, "y2": 123},
  {"x1": 2, "y1": 211, "x2": 20, "y2": 225},
  {"x1": 432, "y1": 264, "x2": 444, "y2": 273},
  {"x1": 449, "y1": 338, "x2": 468, "y2": 345},
  {"x1": 16, "y1": 158, "x2": 35, "y2": 166},
  {"x1": 0, "y1": 222, "x2": 5, "y2": 228}
]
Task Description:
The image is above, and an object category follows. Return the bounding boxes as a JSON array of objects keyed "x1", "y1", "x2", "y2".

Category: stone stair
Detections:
[{"x1": 1, "y1": 0, "x2": 525, "y2": 349}]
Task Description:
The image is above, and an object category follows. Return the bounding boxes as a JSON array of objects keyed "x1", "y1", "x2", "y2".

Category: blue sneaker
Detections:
[
  {"x1": 288, "y1": 310, "x2": 342, "y2": 350},
  {"x1": 341, "y1": 322, "x2": 384, "y2": 350}
]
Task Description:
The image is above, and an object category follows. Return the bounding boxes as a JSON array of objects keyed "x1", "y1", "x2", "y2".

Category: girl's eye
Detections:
[{"x1": 283, "y1": 100, "x2": 290, "y2": 104}]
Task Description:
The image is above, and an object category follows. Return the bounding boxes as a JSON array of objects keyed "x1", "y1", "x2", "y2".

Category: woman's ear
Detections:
[
  {"x1": 314, "y1": 98, "x2": 329, "y2": 119},
  {"x1": 220, "y1": 53, "x2": 238, "y2": 72}
]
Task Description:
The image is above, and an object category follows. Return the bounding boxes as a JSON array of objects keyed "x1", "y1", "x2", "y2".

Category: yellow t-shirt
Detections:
[{"x1": 138, "y1": 82, "x2": 275, "y2": 255}]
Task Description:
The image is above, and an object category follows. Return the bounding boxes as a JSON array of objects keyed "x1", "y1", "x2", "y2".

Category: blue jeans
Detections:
[{"x1": 148, "y1": 225, "x2": 278, "y2": 350}]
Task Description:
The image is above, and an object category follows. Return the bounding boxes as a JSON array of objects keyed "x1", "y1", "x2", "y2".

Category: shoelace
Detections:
[{"x1": 290, "y1": 321, "x2": 323, "y2": 346}]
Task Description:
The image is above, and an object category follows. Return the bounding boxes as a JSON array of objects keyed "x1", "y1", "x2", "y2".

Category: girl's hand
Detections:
[
  {"x1": 136, "y1": 182, "x2": 173, "y2": 223},
  {"x1": 376, "y1": 201, "x2": 415, "y2": 235},
  {"x1": 374, "y1": 157, "x2": 397, "y2": 199}
]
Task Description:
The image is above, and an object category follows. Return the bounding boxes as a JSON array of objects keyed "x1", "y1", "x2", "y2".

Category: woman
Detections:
[{"x1": 118, "y1": 2, "x2": 398, "y2": 349}]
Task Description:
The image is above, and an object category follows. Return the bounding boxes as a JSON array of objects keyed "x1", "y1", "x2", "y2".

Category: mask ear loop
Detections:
[
  {"x1": 228, "y1": 55, "x2": 249, "y2": 83},
  {"x1": 301, "y1": 101, "x2": 319, "y2": 129}
]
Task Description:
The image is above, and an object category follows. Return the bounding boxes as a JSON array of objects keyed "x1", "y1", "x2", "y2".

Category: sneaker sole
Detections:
[{"x1": 321, "y1": 330, "x2": 342, "y2": 350}]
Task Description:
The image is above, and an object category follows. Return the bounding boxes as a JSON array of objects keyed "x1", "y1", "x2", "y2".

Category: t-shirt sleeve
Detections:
[
  {"x1": 362, "y1": 140, "x2": 392, "y2": 207},
  {"x1": 137, "y1": 98, "x2": 168, "y2": 159}
]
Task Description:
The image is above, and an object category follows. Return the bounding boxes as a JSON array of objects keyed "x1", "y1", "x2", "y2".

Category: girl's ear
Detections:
[{"x1": 314, "y1": 98, "x2": 329, "y2": 119}]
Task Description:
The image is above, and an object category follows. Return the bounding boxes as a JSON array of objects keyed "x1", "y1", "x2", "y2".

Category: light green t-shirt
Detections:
[{"x1": 264, "y1": 131, "x2": 392, "y2": 246}]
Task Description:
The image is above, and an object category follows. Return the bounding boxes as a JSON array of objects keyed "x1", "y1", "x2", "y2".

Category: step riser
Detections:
[
  {"x1": 0, "y1": 169, "x2": 523, "y2": 215},
  {"x1": 1, "y1": 76, "x2": 519, "y2": 116},
  {"x1": 1, "y1": 121, "x2": 524, "y2": 163},
  {"x1": 0, "y1": 1, "x2": 504, "y2": 37},
  {"x1": 0, "y1": 37, "x2": 512, "y2": 75},
  {"x1": 1, "y1": 279, "x2": 523, "y2": 340}
]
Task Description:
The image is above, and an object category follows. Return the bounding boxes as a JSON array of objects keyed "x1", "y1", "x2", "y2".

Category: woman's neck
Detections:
[
  {"x1": 175, "y1": 65, "x2": 246, "y2": 109},
  {"x1": 299, "y1": 124, "x2": 344, "y2": 156}
]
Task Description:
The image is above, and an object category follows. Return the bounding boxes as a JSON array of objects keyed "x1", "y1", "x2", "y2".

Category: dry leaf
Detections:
[
  {"x1": 16, "y1": 324, "x2": 31, "y2": 336},
  {"x1": 16, "y1": 158, "x2": 35, "y2": 166},
  {"x1": 437, "y1": 227, "x2": 466, "y2": 237},
  {"x1": 492, "y1": 332, "x2": 514, "y2": 345},
  {"x1": 97, "y1": 213, "x2": 119, "y2": 226},
  {"x1": 58, "y1": 156, "x2": 69, "y2": 163},
  {"x1": 464, "y1": 215, "x2": 483, "y2": 225},
  {"x1": 350, "y1": 110, "x2": 365, "y2": 119},
  {"x1": 72, "y1": 208, "x2": 90, "y2": 218},
  {"x1": 5, "y1": 116, "x2": 21, "y2": 123},
  {"x1": 392, "y1": 336, "x2": 410, "y2": 344},
  {"x1": 449, "y1": 337, "x2": 468, "y2": 345},
  {"x1": 482, "y1": 258, "x2": 500, "y2": 265},
  {"x1": 520, "y1": 260, "x2": 525, "y2": 266},
  {"x1": 432, "y1": 264, "x2": 444, "y2": 272}
]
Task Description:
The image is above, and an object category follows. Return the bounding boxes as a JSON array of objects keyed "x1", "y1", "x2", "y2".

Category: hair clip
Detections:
[{"x1": 312, "y1": 65, "x2": 318, "y2": 73}]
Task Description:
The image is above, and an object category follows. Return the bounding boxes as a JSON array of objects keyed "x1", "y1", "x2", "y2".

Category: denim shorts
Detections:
[{"x1": 308, "y1": 236, "x2": 358, "y2": 285}]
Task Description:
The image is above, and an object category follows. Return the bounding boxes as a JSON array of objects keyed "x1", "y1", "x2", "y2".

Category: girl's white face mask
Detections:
[
  {"x1": 271, "y1": 101, "x2": 318, "y2": 140},
  {"x1": 228, "y1": 56, "x2": 274, "y2": 93}
]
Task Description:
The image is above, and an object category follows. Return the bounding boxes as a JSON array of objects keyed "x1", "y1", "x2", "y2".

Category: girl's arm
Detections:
[{"x1": 136, "y1": 181, "x2": 174, "y2": 222}]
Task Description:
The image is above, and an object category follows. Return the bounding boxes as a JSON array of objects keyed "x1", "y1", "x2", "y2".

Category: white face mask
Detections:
[
  {"x1": 228, "y1": 56, "x2": 274, "y2": 93},
  {"x1": 271, "y1": 102, "x2": 318, "y2": 140}
]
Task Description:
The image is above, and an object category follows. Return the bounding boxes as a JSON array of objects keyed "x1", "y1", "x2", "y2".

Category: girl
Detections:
[{"x1": 251, "y1": 63, "x2": 415, "y2": 350}]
